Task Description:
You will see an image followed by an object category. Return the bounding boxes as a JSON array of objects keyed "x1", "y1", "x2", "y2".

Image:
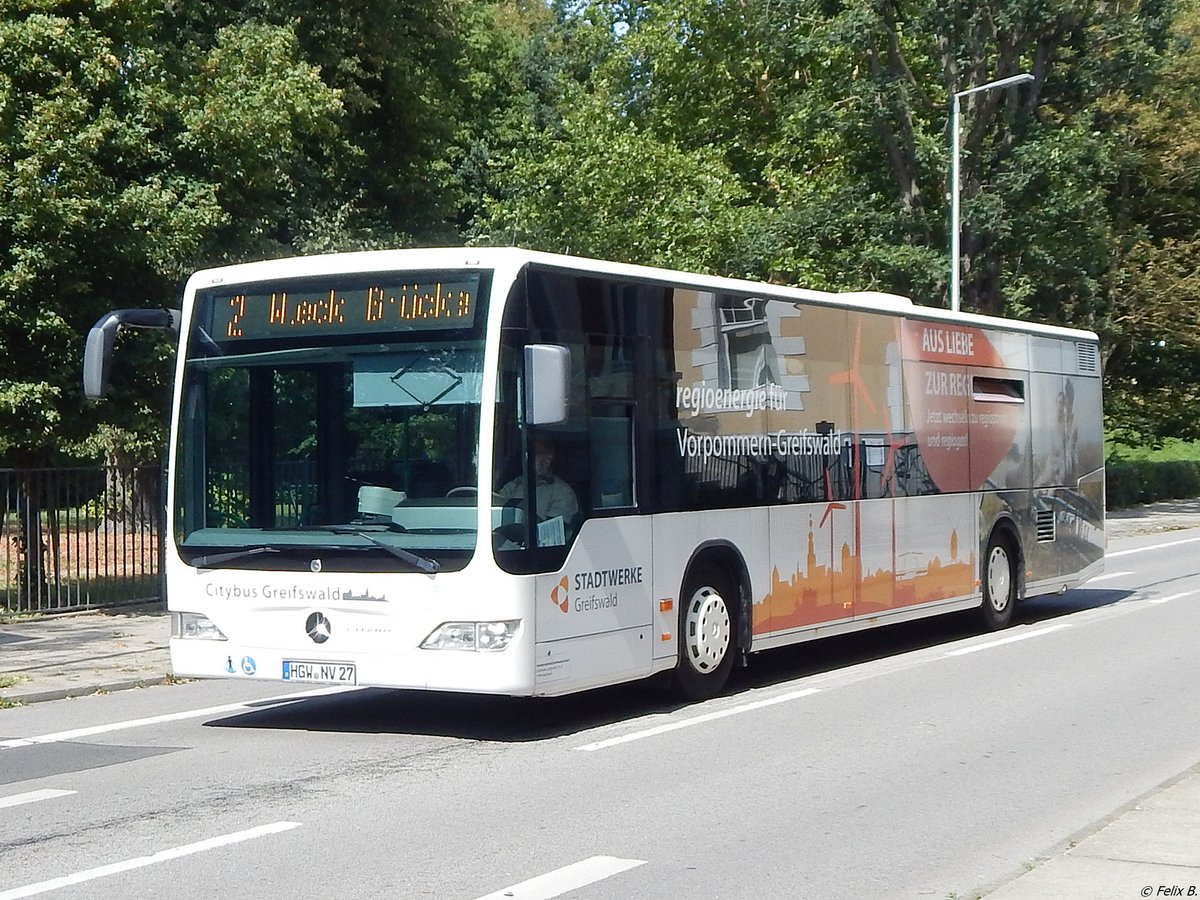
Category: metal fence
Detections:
[{"x1": 1, "y1": 465, "x2": 163, "y2": 614}]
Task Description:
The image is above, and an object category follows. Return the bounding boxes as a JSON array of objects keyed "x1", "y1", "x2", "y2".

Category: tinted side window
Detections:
[{"x1": 492, "y1": 268, "x2": 666, "y2": 573}]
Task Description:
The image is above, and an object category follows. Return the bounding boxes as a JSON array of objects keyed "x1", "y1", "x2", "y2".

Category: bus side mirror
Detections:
[
  {"x1": 525, "y1": 344, "x2": 569, "y2": 425},
  {"x1": 84, "y1": 314, "x2": 120, "y2": 399},
  {"x1": 83, "y1": 308, "x2": 181, "y2": 400}
]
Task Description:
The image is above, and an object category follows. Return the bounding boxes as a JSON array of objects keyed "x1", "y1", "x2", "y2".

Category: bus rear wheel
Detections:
[
  {"x1": 675, "y1": 564, "x2": 736, "y2": 701},
  {"x1": 979, "y1": 533, "x2": 1016, "y2": 631}
]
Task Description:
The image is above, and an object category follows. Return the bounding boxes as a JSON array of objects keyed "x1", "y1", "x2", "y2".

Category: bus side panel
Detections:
[
  {"x1": 967, "y1": 364, "x2": 1032, "y2": 492},
  {"x1": 650, "y1": 507, "x2": 771, "y2": 658},
  {"x1": 881, "y1": 493, "x2": 976, "y2": 613},
  {"x1": 760, "y1": 495, "x2": 976, "y2": 634},
  {"x1": 532, "y1": 517, "x2": 655, "y2": 693},
  {"x1": 1027, "y1": 354, "x2": 1105, "y2": 587},
  {"x1": 762, "y1": 502, "x2": 857, "y2": 633},
  {"x1": 530, "y1": 628, "x2": 655, "y2": 697},
  {"x1": 1058, "y1": 370, "x2": 1105, "y2": 581},
  {"x1": 1025, "y1": 362, "x2": 1105, "y2": 590}
]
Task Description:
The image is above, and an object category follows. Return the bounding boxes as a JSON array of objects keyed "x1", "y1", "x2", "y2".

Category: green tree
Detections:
[
  {"x1": 1, "y1": 0, "x2": 490, "y2": 469},
  {"x1": 471, "y1": 1, "x2": 1158, "y2": 308},
  {"x1": 4, "y1": 0, "x2": 1198, "y2": 466},
  {"x1": 1099, "y1": 0, "x2": 1200, "y2": 445},
  {"x1": 153, "y1": 0, "x2": 474, "y2": 252},
  {"x1": 470, "y1": 0, "x2": 1200, "y2": 448},
  {"x1": 474, "y1": 90, "x2": 760, "y2": 272}
]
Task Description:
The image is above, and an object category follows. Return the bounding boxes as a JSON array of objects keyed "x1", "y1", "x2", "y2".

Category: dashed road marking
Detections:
[
  {"x1": 574, "y1": 687, "x2": 820, "y2": 752},
  {"x1": 1088, "y1": 570, "x2": 1133, "y2": 582},
  {"x1": 471, "y1": 856, "x2": 646, "y2": 900},
  {"x1": 0, "y1": 789, "x2": 74, "y2": 810},
  {"x1": 945, "y1": 623, "x2": 1072, "y2": 657},
  {"x1": 1108, "y1": 535, "x2": 1200, "y2": 558},
  {"x1": 0, "y1": 686, "x2": 355, "y2": 750},
  {"x1": 0, "y1": 821, "x2": 301, "y2": 900}
]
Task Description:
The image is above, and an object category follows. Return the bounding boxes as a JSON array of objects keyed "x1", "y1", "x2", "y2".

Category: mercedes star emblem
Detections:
[{"x1": 306, "y1": 611, "x2": 332, "y2": 644}]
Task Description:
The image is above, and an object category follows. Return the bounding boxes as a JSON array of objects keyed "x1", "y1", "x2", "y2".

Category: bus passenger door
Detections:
[{"x1": 532, "y1": 398, "x2": 656, "y2": 693}]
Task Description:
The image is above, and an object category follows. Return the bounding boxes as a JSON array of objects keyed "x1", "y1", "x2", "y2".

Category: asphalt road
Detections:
[{"x1": 2, "y1": 525, "x2": 1199, "y2": 900}]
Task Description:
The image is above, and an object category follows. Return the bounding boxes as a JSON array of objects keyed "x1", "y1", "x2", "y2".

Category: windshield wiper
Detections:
[
  {"x1": 193, "y1": 546, "x2": 281, "y2": 568},
  {"x1": 191, "y1": 528, "x2": 440, "y2": 574},
  {"x1": 194, "y1": 327, "x2": 225, "y2": 357},
  {"x1": 317, "y1": 526, "x2": 441, "y2": 575}
]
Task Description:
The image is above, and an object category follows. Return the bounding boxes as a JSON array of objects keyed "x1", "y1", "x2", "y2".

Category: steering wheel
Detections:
[{"x1": 447, "y1": 486, "x2": 506, "y2": 501}]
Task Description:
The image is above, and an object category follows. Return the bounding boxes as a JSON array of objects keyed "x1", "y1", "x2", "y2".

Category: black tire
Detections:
[
  {"x1": 979, "y1": 533, "x2": 1017, "y2": 631},
  {"x1": 674, "y1": 564, "x2": 737, "y2": 701}
]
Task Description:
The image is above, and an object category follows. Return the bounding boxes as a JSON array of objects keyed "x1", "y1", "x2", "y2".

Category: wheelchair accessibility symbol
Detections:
[{"x1": 240, "y1": 656, "x2": 256, "y2": 675}]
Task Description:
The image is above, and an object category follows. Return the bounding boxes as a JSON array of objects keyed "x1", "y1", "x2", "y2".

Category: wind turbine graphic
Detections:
[{"x1": 829, "y1": 321, "x2": 877, "y2": 419}]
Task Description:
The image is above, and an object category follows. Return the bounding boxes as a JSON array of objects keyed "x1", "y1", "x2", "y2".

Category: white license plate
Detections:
[{"x1": 282, "y1": 660, "x2": 357, "y2": 684}]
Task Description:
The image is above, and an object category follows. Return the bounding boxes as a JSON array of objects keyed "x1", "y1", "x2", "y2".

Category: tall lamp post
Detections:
[{"x1": 950, "y1": 72, "x2": 1034, "y2": 313}]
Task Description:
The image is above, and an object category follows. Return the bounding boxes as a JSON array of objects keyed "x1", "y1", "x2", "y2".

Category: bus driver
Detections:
[{"x1": 497, "y1": 435, "x2": 580, "y2": 537}]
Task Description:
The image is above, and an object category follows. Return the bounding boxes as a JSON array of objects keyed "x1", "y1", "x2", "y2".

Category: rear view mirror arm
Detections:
[{"x1": 83, "y1": 308, "x2": 181, "y2": 400}]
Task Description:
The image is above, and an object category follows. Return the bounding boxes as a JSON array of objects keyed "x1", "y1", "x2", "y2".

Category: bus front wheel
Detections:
[
  {"x1": 675, "y1": 565, "x2": 736, "y2": 701},
  {"x1": 980, "y1": 534, "x2": 1017, "y2": 631}
]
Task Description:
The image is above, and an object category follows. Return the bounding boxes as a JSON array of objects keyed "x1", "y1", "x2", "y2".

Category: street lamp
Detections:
[{"x1": 949, "y1": 72, "x2": 1034, "y2": 313}]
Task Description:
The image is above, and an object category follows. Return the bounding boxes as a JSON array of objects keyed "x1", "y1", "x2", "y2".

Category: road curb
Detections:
[{"x1": 0, "y1": 674, "x2": 175, "y2": 706}]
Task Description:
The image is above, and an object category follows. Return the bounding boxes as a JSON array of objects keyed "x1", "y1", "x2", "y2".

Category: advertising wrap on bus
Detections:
[{"x1": 664, "y1": 291, "x2": 1101, "y2": 639}]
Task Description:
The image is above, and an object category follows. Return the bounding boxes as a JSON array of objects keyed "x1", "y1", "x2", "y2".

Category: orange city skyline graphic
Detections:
[
  {"x1": 755, "y1": 505, "x2": 976, "y2": 634},
  {"x1": 753, "y1": 315, "x2": 982, "y2": 635}
]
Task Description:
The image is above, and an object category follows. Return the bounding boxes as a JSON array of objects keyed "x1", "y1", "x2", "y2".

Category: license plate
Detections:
[{"x1": 282, "y1": 660, "x2": 357, "y2": 684}]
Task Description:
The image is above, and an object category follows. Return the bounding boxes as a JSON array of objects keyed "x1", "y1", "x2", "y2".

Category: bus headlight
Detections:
[
  {"x1": 420, "y1": 620, "x2": 520, "y2": 652},
  {"x1": 171, "y1": 612, "x2": 227, "y2": 641}
]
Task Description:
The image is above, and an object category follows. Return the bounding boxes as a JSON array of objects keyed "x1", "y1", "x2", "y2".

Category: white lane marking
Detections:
[
  {"x1": 1108, "y1": 535, "x2": 1200, "y2": 558},
  {"x1": 0, "y1": 789, "x2": 75, "y2": 810},
  {"x1": 944, "y1": 623, "x2": 1072, "y2": 657},
  {"x1": 0, "y1": 686, "x2": 355, "y2": 750},
  {"x1": 574, "y1": 687, "x2": 820, "y2": 752},
  {"x1": 472, "y1": 856, "x2": 645, "y2": 900},
  {"x1": 1088, "y1": 570, "x2": 1133, "y2": 582},
  {"x1": 1148, "y1": 591, "x2": 1196, "y2": 605},
  {"x1": 0, "y1": 821, "x2": 300, "y2": 900}
]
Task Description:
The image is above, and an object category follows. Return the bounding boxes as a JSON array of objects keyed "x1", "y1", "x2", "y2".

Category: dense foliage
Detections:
[
  {"x1": 1, "y1": 0, "x2": 1197, "y2": 460},
  {"x1": 1107, "y1": 457, "x2": 1200, "y2": 507}
]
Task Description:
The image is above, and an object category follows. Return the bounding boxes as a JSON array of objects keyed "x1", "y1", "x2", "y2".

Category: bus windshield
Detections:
[{"x1": 173, "y1": 270, "x2": 490, "y2": 572}]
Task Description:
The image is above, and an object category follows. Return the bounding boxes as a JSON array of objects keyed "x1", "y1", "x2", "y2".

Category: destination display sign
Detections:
[{"x1": 204, "y1": 272, "x2": 481, "y2": 341}]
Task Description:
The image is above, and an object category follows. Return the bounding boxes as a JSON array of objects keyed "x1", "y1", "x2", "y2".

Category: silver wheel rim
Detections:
[
  {"x1": 684, "y1": 586, "x2": 730, "y2": 673},
  {"x1": 987, "y1": 545, "x2": 1011, "y2": 613}
]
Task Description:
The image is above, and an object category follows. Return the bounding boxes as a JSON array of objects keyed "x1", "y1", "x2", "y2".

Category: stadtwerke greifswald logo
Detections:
[{"x1": 549, "y1": 577, "x2": 569, "y2": 613}]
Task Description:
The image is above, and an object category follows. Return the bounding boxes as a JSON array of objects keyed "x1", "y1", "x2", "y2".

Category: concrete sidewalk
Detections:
[
  {"x1": 0, "y1": 601, "x2": 171, "y2": 705},
  {"x1": 1, "y1": 499, "x2": 1199, "y2": 899},
  {"x1": 985, "y1": 764, "x2": 1200, "y2": 899},
  {"x1": 1107, "y1": 496, "x2": 1200, "y2": 537}
]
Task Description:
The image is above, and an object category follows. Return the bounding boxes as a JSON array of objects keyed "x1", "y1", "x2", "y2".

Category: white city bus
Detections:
[{"x1": 85, "y1": 248, "x2": 1104, "y2": 699}]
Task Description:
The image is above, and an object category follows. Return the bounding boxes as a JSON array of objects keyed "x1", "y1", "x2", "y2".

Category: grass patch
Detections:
[
  {"x1": 1106, "y1": 439, "x2": 1200, "y2": 508},
  {"x1": 1108, "y1": 437, "x2": 1200, "y2": 463},
  {"x1": 0, "y1": 672, "x2": 28, "y2": 705}
]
